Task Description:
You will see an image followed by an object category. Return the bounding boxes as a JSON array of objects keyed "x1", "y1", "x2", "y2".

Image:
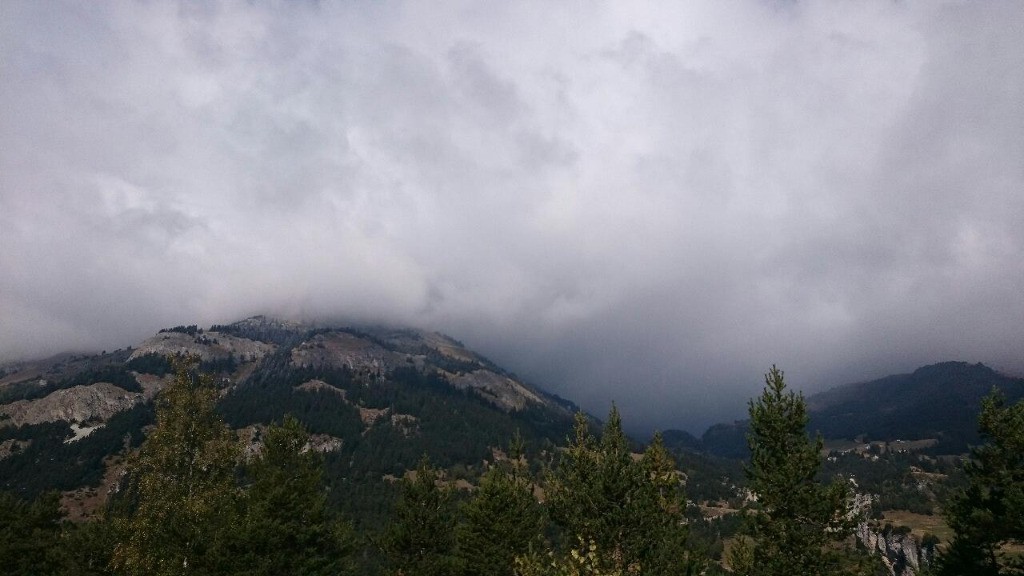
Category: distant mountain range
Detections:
[{"x1": 665, "y1": 361, "x2": 1024, "y2": 458}]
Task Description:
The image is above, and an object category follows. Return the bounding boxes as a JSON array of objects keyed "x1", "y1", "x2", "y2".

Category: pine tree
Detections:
[
  {"x1": 937, "y1": 390, "x2": 1024, "y2": 576},
  {"x1": 547, "y1": 408, "x2": 702, "y2": 575},
  {"x1": 382, "y1": 455, "x2": 461, "y2": 576},
  {"x1": 638, "y1": 433, "x2": 702, "y2": 576},
  {"x1": 514, "y1": 537, "x2": 630, "y2": 576},
  {"x1": 234, "y1": 415, "x2": 354, "y2": 575},
  {"x1": 56, "y1": 517, "x2": 118, "y2": 576},
  {"x1": 547, "y1": 410, "x2": 633, "y2": 571},
  {"x1": 734, "y1": 365, "x2": 856, "y2": 576},
  {"x1": 111, "y1": 356, "x2": 240, "y2": 576},
  {"x1": 457, "y1": 433, "x2": 546, "y2": 576},
  {"x1": 0, "y1": 490, "x2": 64, "y2": 575}
]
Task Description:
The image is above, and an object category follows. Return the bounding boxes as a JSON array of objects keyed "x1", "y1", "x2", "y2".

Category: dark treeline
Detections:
[{"x1": 1, "y1": 360, "x2": 1021, "y2": 575}]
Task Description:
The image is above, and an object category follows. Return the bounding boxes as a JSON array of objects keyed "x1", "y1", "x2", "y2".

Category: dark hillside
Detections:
[
  {"x1": 681, "y1": 362, "x2": 1024, "y2": 459},
  {"x1": 807, "y1": 361, "x2": 1024, "y2": 452}
]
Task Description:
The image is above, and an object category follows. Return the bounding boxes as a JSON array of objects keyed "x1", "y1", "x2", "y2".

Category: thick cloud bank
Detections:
[{"x1": 2, "y1": 1, "x2": 1023, "y2": 432}]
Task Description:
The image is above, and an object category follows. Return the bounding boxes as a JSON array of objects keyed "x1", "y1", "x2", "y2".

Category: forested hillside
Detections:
[
  {"x1": 668, "y1": 361, "x2": 1024, "y2": 459},
  {"x1": 0, "y1": 318, "x2": 578, "y2": 522},
  {"x1": 1, "y1": 319, "x2": 1022, "y2": 575}
]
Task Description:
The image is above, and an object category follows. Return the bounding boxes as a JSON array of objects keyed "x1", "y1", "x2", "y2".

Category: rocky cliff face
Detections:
[
  {"x1": 290, "y1": 331, "x2": 399, "y2": 372},
  {"x1": 129, "y1": 331, "x2": 275, "y2": 362},
  {"x1": 856, "y1": 522, "x2": 935, "y2": 576},
  {"x1": 287, "y1": 327, "x2": 551, "y2": 413},
  {"x1": 0, "y1": 382, "x2": 145, "y2": 427},
  {"x1": 448, "y1": 369, "x2": 543, "y2": 411}
]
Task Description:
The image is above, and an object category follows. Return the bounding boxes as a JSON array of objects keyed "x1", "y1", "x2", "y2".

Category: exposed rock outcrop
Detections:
[
  {"x1": 0, "y1": 382, "x2": 144, "y2": 427},
  {"x1": 288, "y1": 328, "x2": 556, "y2": 413},
  {"x1": 0, "y1": 438, "x2": 31, "y2": 460},
  {"x1": 856, "y1": 522, "x2": 935, "y2": 576},
  {"x1": 290, "y1": 332, "x2": 401, "y2": 372},
  {"x1": 129, "y1": 331, "x2": 274, "y2": 362},
  {"x1": 447, "y1": 369, "x2": 543, "y2": 411},
  {"x1": 237, "y1": 423, "x2": 343, "y2": 460},
  {"x1": 306, "y1": 433, "x2": 343, "y2": 453},
  {"x1": 295, "y1": 379, "x2": 346, "y2": 398}
]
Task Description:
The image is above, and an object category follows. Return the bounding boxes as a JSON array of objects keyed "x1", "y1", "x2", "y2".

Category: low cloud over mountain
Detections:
[{"x1": 2, "y1": 1, "x2": 1023, "y2": 432}]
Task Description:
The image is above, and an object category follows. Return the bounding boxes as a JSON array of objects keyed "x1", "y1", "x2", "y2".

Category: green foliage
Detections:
[
  {"x1": 63, "y1": 364, "x2": 143, "y2": 392},
  {"x1": 810, "y1": 362, "x2": 1024, "y2": 453},
  {"x1": 125, "y1": 352, "x2": 173, "y2": 375},
  {"x1": 699, "y1": 362, "x2": 1024, "y2": 459},
  {"x1": 547, "y1": 408, "x2": 703, "y2": 575},
  {"x1": 822, "y1": 448, "x2": 949, "y2": 516},
  {"x1": 700, "y1": 421, "x2": 751, "y2": 459},
  {"x1": 936, "y1": 390, "x2": 1024, "y2": 576},
  {"x1": 515, "y1": 537, "x2": 633, "y2": 576},
  {"x1": 110, "y1": 357, "x2": 240, "y2": 576},
  {"x1": 735, "y1": 366, "x2": 858, "y2": 576},
  {"x1": 57, "y1": 516, "x2": 118, "y2": 575},
  {"x1": 159, "y1": 325, "x2": 201, "y2": 336},
  {"x1": 381, "y1": 455, "x2": 461, "y2": 576},
  {"x1": 231, "y1": 415, "x2": 354, "y2": 575},
  {"x1": 218, "y1": 355, "x2": 575, "y2": 533},
  {"x1": 457, "y1": 433, "x2": 546, "y2": 576},
  {"x1": 0, "y1": 490, "x2": 63, "y2": 575},
  {"x1": 639, "y1": 432, "x2": 702, "y2": 575},
  {"x1": 0, "y1": 404, "x2": 153, "y2": 499}
]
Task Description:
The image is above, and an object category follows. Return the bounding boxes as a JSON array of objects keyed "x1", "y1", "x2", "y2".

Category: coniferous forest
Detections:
[{"x1": 1, "y1": 341, "x2": 1021, "y2": 575}]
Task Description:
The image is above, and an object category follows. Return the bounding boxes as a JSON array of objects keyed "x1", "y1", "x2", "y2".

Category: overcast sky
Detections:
[{"x1": 2, "y1": 1, "x2": 1023, "y2": 434}]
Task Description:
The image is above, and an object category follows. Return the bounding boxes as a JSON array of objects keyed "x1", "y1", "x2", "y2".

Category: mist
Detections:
[{"x1": 2, "y1": 1, "x2": 1023, "y2": 434}]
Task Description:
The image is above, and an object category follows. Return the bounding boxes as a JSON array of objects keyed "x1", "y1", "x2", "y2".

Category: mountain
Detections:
[
  {"x1": 667, "y1": 361, "x2": 1024, "y2": 458},
  {"x1": 3, "y1": 320, "x2": 1016, "y2": 575},
  {"x1": 808, "y1": 361, "x2": 1024, "y2": 449},
  {"x1": 0, "y1": 316, "x2": 578, "y2": 525}
]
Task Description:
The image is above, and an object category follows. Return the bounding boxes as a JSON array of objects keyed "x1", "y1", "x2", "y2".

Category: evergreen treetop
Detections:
[{"x1": 734, "y1": 366, "x2": 858, "y2": 576}]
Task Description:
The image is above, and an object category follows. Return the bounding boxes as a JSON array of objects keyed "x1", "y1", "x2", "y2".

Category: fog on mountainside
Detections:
[{"x1": 3, "y1": 1, "x2": 1024, "y2": 436}]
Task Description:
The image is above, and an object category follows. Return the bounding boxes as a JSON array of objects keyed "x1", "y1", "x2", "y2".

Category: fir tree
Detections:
[
  {"x1": 56, "y1": 517, "x2": 118, "y2": 576},
  {"x1": 382, "y1": 455, "x2": 461, "y2": 576},
  {"x1": 457, "y1": 433, "x2": 546, "y2": 576},
  {"x1": 0, "y1": 490, "x2": 63, "y2": 575},
  {"x1": 733, "y1": 365, "x2": 856, "y2": 576},
  {"x1": 639, "y1": 432, "x2": 702, "y2": 576},
  {"x1": 547, "y1": 408, "x2": 702, "y2": 575},
  {"x1": 547, "y1": 410, "x2": 633, "y2": 571},
  {"x1": 937, "y1": 390, "x2": 1024, "y2": 576},
  {"x1": 234, "y1": 415, "x2": 355, "y2": 575}
]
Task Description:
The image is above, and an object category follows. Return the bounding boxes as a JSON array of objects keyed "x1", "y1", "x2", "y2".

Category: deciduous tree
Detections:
[{"x1": 111, "y1": 357, "x2": 240, "y2": 576}]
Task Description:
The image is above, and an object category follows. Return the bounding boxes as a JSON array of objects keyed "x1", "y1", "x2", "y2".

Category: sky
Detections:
[{"x1": 2, "y1": 1, "x2": 1023, "y2": 434}]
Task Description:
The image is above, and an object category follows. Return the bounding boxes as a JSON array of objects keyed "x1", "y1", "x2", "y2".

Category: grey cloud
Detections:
[{"x1": 2, "y1": 0, "x2": 1023, "y2": 434}]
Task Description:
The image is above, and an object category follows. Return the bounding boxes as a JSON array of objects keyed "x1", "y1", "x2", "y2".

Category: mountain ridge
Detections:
[
  {"x1": 665, "y1": 360, "x2": 1024, "y2": 458},
  {"x1": 0, "y1": 317, "x2": 580, "y2": 522}
]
